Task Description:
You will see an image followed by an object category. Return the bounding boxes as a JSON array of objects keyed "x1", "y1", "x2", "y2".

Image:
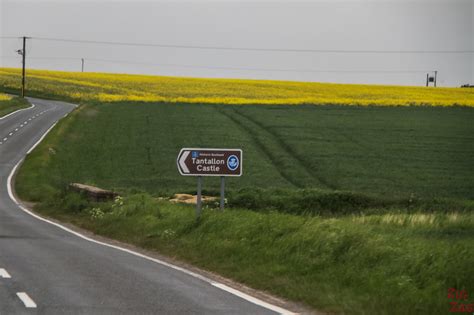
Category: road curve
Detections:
[{"x1": 0, "y1": 97, "x2": 286, "y2": 314}]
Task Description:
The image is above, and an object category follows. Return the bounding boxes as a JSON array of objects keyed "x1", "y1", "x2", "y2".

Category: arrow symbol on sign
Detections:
[
  {"x1": 0, "y1": 268, "x2": 11, "y2": 278},
  {"x1": 179, "y1": 150, "x2": 190, "y2": 174}
]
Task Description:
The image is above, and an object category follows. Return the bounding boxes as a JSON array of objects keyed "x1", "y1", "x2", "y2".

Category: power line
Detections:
[
  {"x1": 5, "y1": 36, "x2": 472, "y2": 54},
  {"x1": 1, "y1": 56, "x2": 80, "y2": 61},
  {"x1": 0, "y1": 55, "x2": 433, "y2": 74},
  {"x1": 88, "y1": 58, "x2": 432, "y2": 73}
]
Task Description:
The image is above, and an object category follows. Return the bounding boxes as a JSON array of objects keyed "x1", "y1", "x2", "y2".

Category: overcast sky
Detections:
[{"x1": 1, "y1": 0, "x2": 473, "y2": 87}]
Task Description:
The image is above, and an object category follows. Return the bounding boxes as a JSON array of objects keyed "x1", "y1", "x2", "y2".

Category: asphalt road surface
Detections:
[{"x1": 0, "y1": 97, "x2": 288, "y2": 315}]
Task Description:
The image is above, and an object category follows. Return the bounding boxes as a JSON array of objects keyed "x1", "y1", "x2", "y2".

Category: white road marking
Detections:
[
  {"x1": 0, "y1": 107, "x2": 57, "y2": 146},
  {"x1": 26, "y1": 122, "x2": 57, "y2": 154},
  {"x1": 0, "y1": 268, "x2": 11, "y2": 278},
  {"x1": 16, "y1": 292, "x2": 37, "y2": 308},
  {"x1": 0, "y1": 104, "x2": 35, "y2": 120},
  {"x1": 212, "y1": 283, "x2": 294, "y2": 314}
]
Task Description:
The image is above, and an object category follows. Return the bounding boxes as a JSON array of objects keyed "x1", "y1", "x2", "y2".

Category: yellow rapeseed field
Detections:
[
  {"x1": 0, "y1": 67, "x2": 473, "y2": 106},
  {"x1": 0, "y1": 93, "x2": 11, "y2": 101}
]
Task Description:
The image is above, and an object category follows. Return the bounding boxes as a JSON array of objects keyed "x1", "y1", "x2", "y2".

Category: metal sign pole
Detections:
[
  {"x1": 196, "y1": 176, "x2": 202, "y2": 218},
  {"x1": 220, "y1": 176, "x2": 225, "y2": 210}
]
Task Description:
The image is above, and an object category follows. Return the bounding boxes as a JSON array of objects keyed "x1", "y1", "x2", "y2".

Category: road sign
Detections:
[
  {"x1": 177, "y1": 148, "x2": 242, "y2": 218},
  {"x1": 177, "y1": 148, "x2": 243, "y2": 177}
]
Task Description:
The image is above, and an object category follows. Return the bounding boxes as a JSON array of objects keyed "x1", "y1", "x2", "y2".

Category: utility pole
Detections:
[
  {"x1": 434, "y1": 70, "x2": 438, "y2": 87},
  {"x1": 81, "y1": 58, "x2": 84, "y2": 72},
  {"x1": 16, "y1": 37, "x2": 29, "y2": 97},
  {"x1": 21, "y1": 36, "x2": 27, "y2": 98}
]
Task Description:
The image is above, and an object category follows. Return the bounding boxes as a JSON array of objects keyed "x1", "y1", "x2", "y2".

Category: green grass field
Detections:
[
  {"x1": 0, "y1": 95, "x2": 30, "y2": 118},
  {"x1": 17, "y1": 102, "x2": 474, "y2": 201},
  {"x1": 7, "y1": 70, "x2": 474, "y2": 314}
]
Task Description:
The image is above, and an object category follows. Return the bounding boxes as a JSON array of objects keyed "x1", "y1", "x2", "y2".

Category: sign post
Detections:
[
  {"x1": 197, "y1": 176, "x2": 202, "y2": 217},
  {"x1": 220, "y1": 176, "x2": 225, "y2": 210},
  {"x1": 177, "y1": 148, "x2": 242, "y2": 218}
]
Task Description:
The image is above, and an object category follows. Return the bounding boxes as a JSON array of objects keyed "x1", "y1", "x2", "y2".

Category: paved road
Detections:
[{"x1": 0, "y1": 98, "x2": 284, "y2": 314}]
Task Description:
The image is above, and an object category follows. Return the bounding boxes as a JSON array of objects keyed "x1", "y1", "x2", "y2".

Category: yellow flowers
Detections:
[
  {"x1": 0, "y1": 67, "x2": 473, "y2": 106},
  {"x1": 0, "y1": 93, "x2": 12, "y2": 101}
]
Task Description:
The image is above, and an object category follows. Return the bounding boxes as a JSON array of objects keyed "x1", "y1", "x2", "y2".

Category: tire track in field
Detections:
[
  {"x1": 218, "y1": 107, "x2": 335, "y2": 190},
  {"x1": 232, "y1": 109, "x2": 337, "y2": 190},
  {"x1": 217, "y1": 108, "x2": 302, "y2": 188}
]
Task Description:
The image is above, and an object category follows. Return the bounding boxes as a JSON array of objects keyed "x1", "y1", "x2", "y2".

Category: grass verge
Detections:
[
  {"x1": 0, "y1": 95, "x2": 30, "y2": 118},
  {"x1": 33, "y1": 191, "x2": 474, "y2": 315}
]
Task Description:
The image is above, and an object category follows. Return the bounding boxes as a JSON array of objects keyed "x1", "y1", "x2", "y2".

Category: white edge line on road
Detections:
[
  {"x1": 0, "y1": 268, "x2": 11, "y2": 278},
  {"x1": 26, "y1": 122, "x2": 57, "y2": 155},
  {"x1": 6, "y1": 117, "x2": 297, "y2": 315},
  {"x1": 212, "y1": 283, "x2": 295, "y2": 314},
  {"x1": 0, "y1": 104, "x2": 35, "y2": 121},
  {"x1": 16, "y1": 292, "x2": 37, "y2": 308}
]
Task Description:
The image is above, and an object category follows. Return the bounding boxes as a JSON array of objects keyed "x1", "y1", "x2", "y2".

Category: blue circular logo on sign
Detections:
[{"x1": 227, "y1": 155, "x2": 239, "y2": 171}]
